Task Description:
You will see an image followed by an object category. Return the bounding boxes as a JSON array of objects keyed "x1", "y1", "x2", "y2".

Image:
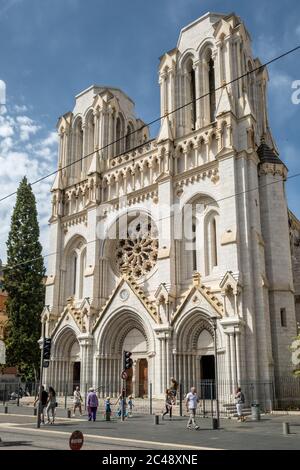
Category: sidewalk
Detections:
[{"x1": 0, "y1": 405, "x2": 300, "y2": 450}]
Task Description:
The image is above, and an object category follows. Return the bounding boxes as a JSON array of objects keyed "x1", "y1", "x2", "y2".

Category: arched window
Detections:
[
  {"x1": 220, "y1": 37, "x2": 226, "y2": 84},
  {"x1": 64, "y1": 239, "x2": 87, "y2": 302},
  {"x1": 247, "y1": 61, "x2": 255, "y2": 112},
  {"x1": 86, "y1": 112, "x2": 94, "y2": 153},
  {"x1": 79, "y1": 248, "x2": 86, "y2": 299},
  {"x1": 208, "y1": 56, "x2": 216, "y2": 122},
  {"x1": 205, "y1": 214, "x2": 218, "y2": 275},
  {"x1": 73, "y1": 118, "x2": 83, "y2": 180},
  {"x1": 72, "y1": 253, "x2": 78, "y2": 296},
  {"x1": 116, "y1": 117, "x2": 121, "y2": 155},
  {"x1": 125, "y1": 123, "x2": 134, "y2": 151},
  {"x1": 192, "y1": 220, "x2": 197, "y2": 271},
  {"x1": 185, "y1": 59, "x2": 196, "y2": 131}
]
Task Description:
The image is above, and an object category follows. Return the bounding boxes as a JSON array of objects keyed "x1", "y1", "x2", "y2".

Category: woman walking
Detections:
[
  {"x1": 73, "y1": 386, "x2": 83, "y2": 417},
  {"x1": 46, "y1": 387, "x2": 57, "y2": 424},
  {"x1": 162, "y1": 389, "x2": 173, "y2": 420}
]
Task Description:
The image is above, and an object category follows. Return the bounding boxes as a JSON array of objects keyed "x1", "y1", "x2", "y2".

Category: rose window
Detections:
[{"x1": 113, "y1": 220, "x2": 158, "y2": 279}]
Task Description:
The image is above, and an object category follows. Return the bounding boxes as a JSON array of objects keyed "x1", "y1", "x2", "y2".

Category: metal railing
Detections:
[{"x1": 1, "y1": 376, "x2": 299, "y2": 415}]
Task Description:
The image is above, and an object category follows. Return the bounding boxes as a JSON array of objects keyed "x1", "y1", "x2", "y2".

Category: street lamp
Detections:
[{"x1": 211, "y1": 315, "x2": 220, "y2": 427}]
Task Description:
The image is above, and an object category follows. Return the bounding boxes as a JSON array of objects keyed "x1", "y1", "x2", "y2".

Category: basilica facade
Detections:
[{"x1": 42, "y1": 12, "x2": 300, "y2": 404}]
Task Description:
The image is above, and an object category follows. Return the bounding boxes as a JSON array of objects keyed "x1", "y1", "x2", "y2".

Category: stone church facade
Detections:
[{"x1": 42, "y1": 12, "x2": 300, "y2": 403}]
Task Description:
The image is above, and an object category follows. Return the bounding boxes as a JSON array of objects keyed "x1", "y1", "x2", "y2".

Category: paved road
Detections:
[{"x1": 0, "y1": 407, "x2": 299, "y2": 450}]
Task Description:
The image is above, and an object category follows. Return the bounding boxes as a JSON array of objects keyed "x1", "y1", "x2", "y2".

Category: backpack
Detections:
[{"x1": 239, "y1": 392, "x2": 245, "y2": 404}]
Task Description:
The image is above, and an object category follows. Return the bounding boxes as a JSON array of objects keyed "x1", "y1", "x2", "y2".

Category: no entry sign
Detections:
[{"x1": 69, "y1": 430, "x2": 84, "y2": 451}]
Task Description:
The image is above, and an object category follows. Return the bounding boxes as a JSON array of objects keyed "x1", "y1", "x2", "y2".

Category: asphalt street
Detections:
[{"x1": 0, "y1": 407, "x2": 299, "y2": 450}]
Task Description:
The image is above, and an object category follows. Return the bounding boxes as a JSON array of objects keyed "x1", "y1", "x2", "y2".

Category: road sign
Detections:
[
  {"x1": 69, "y1": 430, "x2": 84, "y2": 451},
  {"x1": 121, "y1": 370, "x2": 128, "y2": 380}
]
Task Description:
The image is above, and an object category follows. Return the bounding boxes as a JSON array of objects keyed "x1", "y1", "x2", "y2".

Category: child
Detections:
[
  {"x1": 128, "y1": 395, "x2": 134, "y2": 416},
  {"x1": 105, "y1": 396, "x2": 112, "y2": 421}
]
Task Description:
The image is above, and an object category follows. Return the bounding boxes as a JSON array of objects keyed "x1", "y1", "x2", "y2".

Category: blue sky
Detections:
[{"x1": 0, "y1": 0, "x2": 299, "y2": 262}]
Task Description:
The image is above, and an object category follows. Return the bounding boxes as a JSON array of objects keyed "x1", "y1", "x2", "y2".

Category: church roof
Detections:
[{"x1": 257, "y1": 140, "x2": 284, "y2": 165}]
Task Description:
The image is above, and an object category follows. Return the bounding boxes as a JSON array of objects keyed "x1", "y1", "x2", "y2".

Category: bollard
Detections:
[
  {"x1": 154, "y1": 414, "x2": 159, "y2": 425},
  {"x1": 67, "y1": 409, "x2": 71, "y2": 418},
  {"x1": 4, "y1": 404, "x2": 8, "y2": 414},
  {"x1": 33, "y1": 407, "x2": 37, "y2": 416},
  {"x1": 283, "y1": 422, "x2": 290, "y2": 435},
  {"x1": 212, "y1": 418, "x2": 219, "y2": 430}
]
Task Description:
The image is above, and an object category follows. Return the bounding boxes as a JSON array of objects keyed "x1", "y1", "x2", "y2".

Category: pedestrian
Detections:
[
  {"x1": 46, "y1": 386, "x2": 57, "y2": 424},
  {"x1": 162, "y1": 389, "x2": 173, "y2": 420},
  {"x1": 105, "y1": 396, "x2": 112, "y2": 420},
  {"x1": 170, "y1": 377, "x2": 178, "y2": 405},
  {"x1": 235, "y1": 387, "x2": 246, "y2": 422},
  {"x1": 185, "y1": 387, "x2": 200, "y2": 430},
  {"x1": 116, "y1": 393, "x2": 128, "y2": 419},
  {"x1": 128, "y1": 395, "x2": 134, "y2": 417},
  {"x1": 34, "y1": 385, "x2": 48, "y2": 425},
  {"x1": 73, "y1": 386, "x2": 83, "y2": 417},
  {"x1": 87, "y1": 388, "x2": 98, "y2": 422}
]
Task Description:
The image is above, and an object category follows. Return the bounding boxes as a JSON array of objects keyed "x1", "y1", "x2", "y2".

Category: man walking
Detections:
[
  {"x1": 34, "y1": 385, "x2": 48, "y2": 425},
  {"x1": 87, "y1": 388, "x2": 98, "y2": 422},
  {"x1": 185, "y1": 387, "x2": 200, "y2": 430}
]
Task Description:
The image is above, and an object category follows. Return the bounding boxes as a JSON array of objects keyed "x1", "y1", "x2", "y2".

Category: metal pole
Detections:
[
  {"x1": 210, "y1": 381, "x2": 214, "y2": 427},
  {"x1": 64, "y1": 382, "x2": 67, "y2": 409},
  {"x1": 17, "y1": 378, "x2": 20, "y2": 407},
  {"x1": 213, "y1": 318, "x2": 220, "y2": 427},
  {"x1": 121, "y1": 379, "x2": 125, "y2": 422},
  {"x1": 149, "y1": 382, "x2": 153, "y2": 415},
  {"x1": 37, "y1": 321, "x2": 46, "y2": 429},
  {"x1": 179, "y1": 383, "x2": 183, "y2": 417}
]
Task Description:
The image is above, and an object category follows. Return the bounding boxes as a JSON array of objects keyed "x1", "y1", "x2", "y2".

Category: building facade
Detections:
[{"x1": 42, "y1": 12, "x2": 300, "y2": 403}]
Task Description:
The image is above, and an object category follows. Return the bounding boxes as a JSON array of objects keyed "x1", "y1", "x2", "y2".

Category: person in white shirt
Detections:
[
  {"x1": 73, "y1": 386, "x2": 83, "y2": 417},
  {"x1": 185, "y1": 387, "x2": 200, "y2": 430}
]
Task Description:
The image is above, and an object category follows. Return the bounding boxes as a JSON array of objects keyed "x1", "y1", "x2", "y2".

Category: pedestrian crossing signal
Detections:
[
  {"x1": 43, "y1": 338, "x2": 52, "y2": 360},
  {"x1": 124, "y1": 351, "x2": 133, "y2": 370}
]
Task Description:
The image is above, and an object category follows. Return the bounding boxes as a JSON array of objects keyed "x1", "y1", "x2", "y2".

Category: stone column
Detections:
[{"x1": 78, "y1": 334, "x2": 94, "y2": 390}]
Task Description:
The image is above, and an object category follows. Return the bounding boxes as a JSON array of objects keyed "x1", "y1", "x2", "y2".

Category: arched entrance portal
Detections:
[
  {"x1": 123, "y1": 328, "x2": 148, "y2": 398},
  {"x1": 97, "y1": 311, "x2": 152, "y2": 398},
  {"x1": 51, "y1": 327, "x2": 81, "y2": 395},
  {"x1": 175, "y1": 311, "x2": 217, "y2": 392}
]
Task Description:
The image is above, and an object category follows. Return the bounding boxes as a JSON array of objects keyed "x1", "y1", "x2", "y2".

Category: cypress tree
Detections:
[{"x1": 3, "y1": 177, "x2": 45, "y2": 381}]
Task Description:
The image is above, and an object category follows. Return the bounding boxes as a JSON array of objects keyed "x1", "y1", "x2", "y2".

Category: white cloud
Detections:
[
  {"x1": 0, "y1": 101, "x2": 57, "y2": 264},
  {"x1": 42, "y1": 131, "x2": 58, "y2": 147},
  {"x1": 0, "y1": 119, "x2": 14, "y2": 137},
  {"x1": 14, "y1": 104, "x2": 28, "y2": 113}
]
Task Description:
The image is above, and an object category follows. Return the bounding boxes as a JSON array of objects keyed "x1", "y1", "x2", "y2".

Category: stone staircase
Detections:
[{"x1": 222, "y1": 402, "x2": 252, "y2": 418}]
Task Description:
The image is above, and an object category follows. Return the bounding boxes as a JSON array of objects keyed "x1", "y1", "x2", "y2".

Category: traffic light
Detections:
[
  {"x1": 123, "y1": 351, "x2": 133, "y2": 370},
  {"x1": 43, "y1": 338, "x2": 52, "y2": 360}
]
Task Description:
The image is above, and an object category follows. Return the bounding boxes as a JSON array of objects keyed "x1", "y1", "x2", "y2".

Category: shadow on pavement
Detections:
[{"x1": 0, "y1": 441, "x2": 32, "y2": 447}]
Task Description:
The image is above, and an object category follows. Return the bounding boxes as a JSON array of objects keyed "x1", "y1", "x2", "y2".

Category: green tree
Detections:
[{"x1": 3, "y1": 177, "x2": 45, "y2": 381}]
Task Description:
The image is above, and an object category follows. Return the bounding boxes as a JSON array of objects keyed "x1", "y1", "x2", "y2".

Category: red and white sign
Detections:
[
  {"x1": 69, "y1": 430, "x2": 84, "y2": 451},
  {"x1": 121, "y1": 370, "x2": 128, "y2": 380}
]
